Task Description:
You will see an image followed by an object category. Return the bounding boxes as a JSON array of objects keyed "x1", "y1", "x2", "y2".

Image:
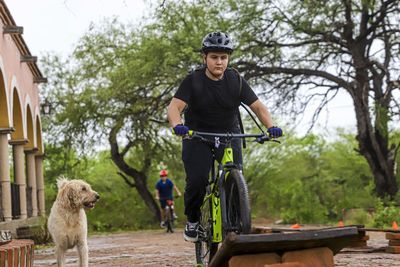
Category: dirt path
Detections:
[{"x1": 34, "y1": 230, "x2": 400, "y2": 266}]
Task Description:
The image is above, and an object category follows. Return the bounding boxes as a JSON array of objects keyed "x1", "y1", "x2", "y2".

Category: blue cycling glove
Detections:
[
  {"x1": 267, "y1": 126, "x2": 283, "y2": 138},
  {"x1": 173, "y1": 124, "x2": 189, "y2": 136}
]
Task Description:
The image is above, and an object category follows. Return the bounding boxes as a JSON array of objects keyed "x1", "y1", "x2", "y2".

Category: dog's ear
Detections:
[
  {"x1": 58, "y1": 182, "x2": 78, "y2": 209},
  {"x1": 57, "y1": 177, "x2": 69, "y2": 190}
]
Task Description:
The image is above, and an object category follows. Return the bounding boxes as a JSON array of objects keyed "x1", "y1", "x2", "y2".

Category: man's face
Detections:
[
  {"x1": 204, "y1": 51, "x2": 229, "y2": 77},
  {"x1": 161, "y1": 176, "x2": 167, "y2": 181}
]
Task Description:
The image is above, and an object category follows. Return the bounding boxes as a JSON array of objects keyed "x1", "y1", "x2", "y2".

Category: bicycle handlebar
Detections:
[{"x1": 188, "y1": 130, "x2": 280, "y2": 144}]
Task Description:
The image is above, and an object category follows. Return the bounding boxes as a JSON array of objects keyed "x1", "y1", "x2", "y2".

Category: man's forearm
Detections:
[
  {"x1": 250, "y1": 100, "x2": 274, "y2": 129},
  {"x1": 167, "y1": 98, "x2": 187, "y2": 127},
  {"x1": 167, "y1": 105, "x2": 182, "y2": 127},
  {"x1": 257, "y1": 108, "x2": 274, "y2": 129}
]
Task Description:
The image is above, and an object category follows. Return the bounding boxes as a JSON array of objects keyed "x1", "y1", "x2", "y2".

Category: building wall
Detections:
[{"x1": 0, "y1": 0, "x2": 46, "y2": 223}]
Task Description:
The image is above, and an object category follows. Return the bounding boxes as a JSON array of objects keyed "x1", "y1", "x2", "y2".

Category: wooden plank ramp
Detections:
[{"x1": 209, "y1": 226, "x2": 362, "y2": 267}]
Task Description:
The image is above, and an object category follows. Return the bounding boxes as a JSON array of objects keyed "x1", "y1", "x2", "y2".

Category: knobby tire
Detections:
[
  {"x1": 223, "y1": 168, "x2": 251, "y2": 236},
  {"x1": 165, "y1": 206, "x2": 174, "y2": 233},
  {"x1": 195, "y1": 189, "x2": 218, "y2": 266}
]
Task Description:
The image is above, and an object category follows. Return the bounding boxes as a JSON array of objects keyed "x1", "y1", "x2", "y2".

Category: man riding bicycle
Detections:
[
  {"x1": 167, "y1": 31, "x2": 283, "y2": 242},
  {"x1": 155, "y1": 169, "x2": 182, "y2": 227}
]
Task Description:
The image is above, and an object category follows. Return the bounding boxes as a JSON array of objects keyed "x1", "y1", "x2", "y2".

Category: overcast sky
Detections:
[
  {"x1": 6, "y1": 0, "x2": 147, "y2": 56},
  {"x1": 5, "y1": 0, "x2": 357, "y2": 136}
]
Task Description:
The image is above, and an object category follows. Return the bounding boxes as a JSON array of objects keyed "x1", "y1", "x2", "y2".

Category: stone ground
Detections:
[{"x1": 34, "y1": 230, "x2": 400, "y2": 266}]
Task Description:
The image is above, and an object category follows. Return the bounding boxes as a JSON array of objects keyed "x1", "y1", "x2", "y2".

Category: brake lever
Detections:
[
  {"x1": 254, "y1": 135, "x2": 281, "y2": 144},
  {"x1": 255, "y1": 135, "x2": 270, "y2": 144}
]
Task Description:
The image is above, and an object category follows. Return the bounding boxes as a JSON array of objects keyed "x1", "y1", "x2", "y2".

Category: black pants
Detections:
[{"x1": 182, "y1": 136, "x2": 243, "y2": 223}]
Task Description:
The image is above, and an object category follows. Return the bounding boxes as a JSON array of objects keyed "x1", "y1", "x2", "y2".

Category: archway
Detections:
[
  {"x1": 11, "y1": 88, "x2": 23, "y2": 140},
  {"x1": 0, "y1": 71, "x2": 9, "y2": 128},
  {"x1": 25, "y1": 105, "x2": 34, "y2": 150},
  {"x1": 35, "y1": 116, "x2": 43, "y2": 154}
]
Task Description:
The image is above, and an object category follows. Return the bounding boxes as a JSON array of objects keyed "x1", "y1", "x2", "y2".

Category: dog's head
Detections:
[{"x1": 56, "y1": 178, "x2": 100, "y2": 210}]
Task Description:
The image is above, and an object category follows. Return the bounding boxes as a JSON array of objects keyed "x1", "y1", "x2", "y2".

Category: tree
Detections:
[
  {"x1": 228, "y1": 0, "x2": 400, "y2": 198},
  {"x1": 246, "y1": 129, "x2": 379, "y2": 223},
  {"x1": 41, "y1": 3, "x2": 228, "y2": 221}
]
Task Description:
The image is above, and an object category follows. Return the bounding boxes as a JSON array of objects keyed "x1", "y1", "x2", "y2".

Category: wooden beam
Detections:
[
  {"x1": 0, "y1": 127, "x2": 15, "y2": 134},
  {"x1": 20, "y1": 55, "x2": 37, "y2": 63},
  {"x1": 3, "y1": 25, "x2": 23, "y2": 34},
  {"x1": 209, "y1": 227, "x2": 362, "y2": 267},
  {"x1": 33, "y1": 77, "x2": 47, "y2": 84}
]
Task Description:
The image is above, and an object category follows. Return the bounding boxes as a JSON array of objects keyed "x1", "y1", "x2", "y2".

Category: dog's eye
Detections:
[{"x1": 82, "y1": 187, "x2": 87, "y2": 191}]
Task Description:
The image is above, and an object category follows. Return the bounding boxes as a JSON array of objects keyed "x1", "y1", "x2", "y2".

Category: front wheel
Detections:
[
  {"x1": 165, "y1": 206, "x2": 174, "y2": 233},
  {"x1": 223, "y1": 169, "x2": 251, "y2": 236},
  {"x1": 195, "y1": 189, "x2": 218, "y2": 266}
]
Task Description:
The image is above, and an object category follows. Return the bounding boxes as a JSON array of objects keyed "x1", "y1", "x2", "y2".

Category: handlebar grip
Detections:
[{"x1": 256, "y1": 135, "x2": 270, "y2": 144}]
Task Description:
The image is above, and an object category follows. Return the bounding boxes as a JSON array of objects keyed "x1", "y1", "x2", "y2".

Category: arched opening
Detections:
[
  {"x1": 10, "y1": 89, "x2": 26, "y2": 219},
  {"x1": 0, "y1": 71, "x2": 10, "y2": 128},
  {"x1": 25, "y1": 105, "x2": 34, "y2": 150},
  {"x1": 24, "y1": 104, "x2": 36, "y2": 217},
  {"x1": 36, "y1": 116, "x2": 43, "y2": 154},
  {"x1": 11, "y1": 88, "x2": 24, "y2": 140}
]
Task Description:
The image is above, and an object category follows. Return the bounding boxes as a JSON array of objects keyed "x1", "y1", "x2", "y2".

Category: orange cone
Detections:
[
  {"x1": 291, "y1": 223, "x2": 301, "y2": 229},
  {"x1": 338, "y1": 220, "x2": 344, "y2": 227},
  {"x1": 392, "y1": 221, "x2": 399, "y2": 230}
]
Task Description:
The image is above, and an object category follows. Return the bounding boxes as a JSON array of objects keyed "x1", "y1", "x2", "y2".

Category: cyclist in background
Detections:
[
  {"x1": 155, "y1": 169, "x2": 182, "y2": 227},
  {"x1": 167, "y1": 31, "x2": 283, "y2": 242}
]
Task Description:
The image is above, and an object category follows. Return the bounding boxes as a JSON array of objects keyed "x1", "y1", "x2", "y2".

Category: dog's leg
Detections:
[
  {"x1": 56, "y1": 246, "x2": 66, "y2": 267},
  {"x1": 77, "y1": 242, "x2": 89, "y2": 267}
]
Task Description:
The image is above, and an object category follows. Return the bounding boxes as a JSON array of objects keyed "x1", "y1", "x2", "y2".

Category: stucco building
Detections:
[{"x1": 0, "y1": 0, "x2": 46, "y2": 230}]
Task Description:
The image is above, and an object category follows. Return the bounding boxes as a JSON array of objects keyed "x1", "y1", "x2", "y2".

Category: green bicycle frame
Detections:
[{"x1": 209, "y1": 146, "x2": 234, "y2": 243}]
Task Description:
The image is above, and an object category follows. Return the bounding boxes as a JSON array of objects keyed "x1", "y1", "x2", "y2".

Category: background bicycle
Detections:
[{"x1": 164, "y1": 199, "x2": 178, "y2": 233}]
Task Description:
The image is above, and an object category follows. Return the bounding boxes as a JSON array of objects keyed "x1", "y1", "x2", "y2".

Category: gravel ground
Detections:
[{"x1": 34, "y1": 229, "x2": 400, "y2": 266}]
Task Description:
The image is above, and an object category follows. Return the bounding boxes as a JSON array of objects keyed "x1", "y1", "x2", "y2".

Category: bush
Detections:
[{"x1": 373, "y1": 201, "x2": 400, "y2": 228}]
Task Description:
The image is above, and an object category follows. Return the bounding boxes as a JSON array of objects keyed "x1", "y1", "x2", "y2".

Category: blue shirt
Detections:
[{"x1": 155, "y1": 178, "x2": 174, "y2": 200}]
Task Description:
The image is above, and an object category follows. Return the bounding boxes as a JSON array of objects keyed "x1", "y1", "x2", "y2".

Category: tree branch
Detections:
[
  {"x1": 117, "y1": 171, "x2": 136, "y2": 187},
  {"x1": 341, "y1": 0, "x2": 355, "y2": 42},
  {"x1": 238, "y1": 61, "x2": 352, "y2": 91},
  {"x1": 121, "y1": 141, "x2": 134, "y2": 157},
  {"x1": 361, "y1": 0, "x2": 398, "y2": 40},
  {"x1": 272, "y1": 2, "x2": 345, "y2": 46}
]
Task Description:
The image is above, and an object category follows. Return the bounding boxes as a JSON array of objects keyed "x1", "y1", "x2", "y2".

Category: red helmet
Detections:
[{"x1": 159, "y1": 170, "x2": 168, "y2": 177}]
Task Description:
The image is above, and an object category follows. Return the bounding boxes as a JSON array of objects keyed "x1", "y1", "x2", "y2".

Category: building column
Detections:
[
  {"x1": 9, "y1": 139, "x2": 28, "y2": 219},
  {"x1": 25, "y1": 149, "x2": 38, "y2": 217},
  {"x1": 35, "y1": 154, "x2": 45, "y2": 216},
  {"x1": 0, "y1": 128, "x2": 13, "y2": 221}
]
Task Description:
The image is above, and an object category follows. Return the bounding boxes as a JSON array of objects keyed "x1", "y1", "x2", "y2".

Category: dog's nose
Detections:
[{"x1": 95, "y1": 194, "x2": 100, "y2": 200}]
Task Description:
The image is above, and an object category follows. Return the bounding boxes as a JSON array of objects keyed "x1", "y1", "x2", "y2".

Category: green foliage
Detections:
[
  {"x1": 373, "y1": 200, "x2": 400, "y2": 228},
  {"x1": 45, "y1": 149, "x2": 185, "y2": 231},
  {"x1": 245, "y1": 129, "x2": 379, "y2": 224},
  {"x1": 42, "y1": 125, "x2": 400, "y2": 229}
]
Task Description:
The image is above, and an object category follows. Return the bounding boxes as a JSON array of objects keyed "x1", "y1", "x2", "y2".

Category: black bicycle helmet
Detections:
[{"x1": 201, "y1": 31, "x2": 233, "y2": 54}]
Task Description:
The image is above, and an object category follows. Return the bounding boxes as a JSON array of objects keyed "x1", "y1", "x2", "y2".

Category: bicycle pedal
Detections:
[{"x1": 197, "y1": 226, "x2": 206, "y2": 238}]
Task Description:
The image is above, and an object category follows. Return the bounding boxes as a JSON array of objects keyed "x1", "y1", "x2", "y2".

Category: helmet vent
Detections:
[{"x1": 201, "y1": 31, "x2": 234, "y2": 53}]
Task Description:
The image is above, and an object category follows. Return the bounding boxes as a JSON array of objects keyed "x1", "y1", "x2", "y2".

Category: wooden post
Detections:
[
  {"x1": 20, "y1": 55, "x2": 37, "y2": 63},
  {"x1": 3, "y1": 25, "x2": 23, "y2": 34}
]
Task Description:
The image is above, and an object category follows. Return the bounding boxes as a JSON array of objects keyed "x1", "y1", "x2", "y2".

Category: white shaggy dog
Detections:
[{"x1": 48, "y1": 178, "x2": 100, "y2": 267}]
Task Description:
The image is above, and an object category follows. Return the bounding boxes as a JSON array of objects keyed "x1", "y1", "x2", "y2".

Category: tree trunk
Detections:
[
  {"x1": 109, "y1": 125, "x2": 161, "y2": 222},
  {"x1": 353, "y1": 86, "x2": 398, "y2": 198}
]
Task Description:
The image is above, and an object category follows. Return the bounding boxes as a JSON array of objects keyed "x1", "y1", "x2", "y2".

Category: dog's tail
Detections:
[{"x1": 56, "y1": 177, "x2": 69, "y2": 189}]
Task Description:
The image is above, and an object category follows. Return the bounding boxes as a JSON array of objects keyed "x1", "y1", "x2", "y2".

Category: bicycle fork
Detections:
[{"x1": 211, "y1": 192, "x2": 222, "y2": 243}]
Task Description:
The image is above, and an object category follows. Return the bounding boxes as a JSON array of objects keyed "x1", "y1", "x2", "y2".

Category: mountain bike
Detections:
[
  {"x1": 164, "y1": 199, "x2": 175, "y2": 233},
  {"x1": 187, "y1": 131, "x2": 276, "y2": 266}
]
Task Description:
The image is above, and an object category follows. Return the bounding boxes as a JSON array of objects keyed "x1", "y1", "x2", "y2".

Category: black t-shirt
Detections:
[{"x1": 174, "y1": 68, "x2": 258, "y2": 132}]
